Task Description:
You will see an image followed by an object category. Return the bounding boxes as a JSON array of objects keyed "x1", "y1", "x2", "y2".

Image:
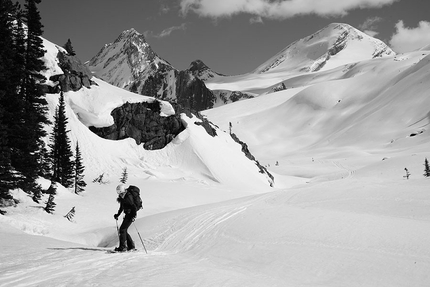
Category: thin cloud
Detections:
[
  {"x1": 250, "y1": 16, "x2": 264, "y2": 24},
  {"x1": 145, "y1": 23, "x2": 187, "y2": 39},
  {"x1": 389, "y1": 20, "x2": 430, "y2": 53},
  {"x1": 363, "y1": 30, "x2": 379, "y2": 37},
  {"x1": 160, "y1": 4, "x2": 170, "y2": 14},
  {"x1": 358, "y1": 16, "x2": 383, "y2": 36},
  {"x1": 179, "y1": 0, "x2": 399, "y2": 19}
]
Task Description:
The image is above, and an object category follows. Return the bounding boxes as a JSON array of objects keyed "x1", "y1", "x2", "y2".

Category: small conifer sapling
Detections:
[
  {"x1": 120, "y1": 167, "x2": 128, "y2": 184},
  {"x1": 64, "y1": 206, "x2": 76, "y2": 222},
  {"x1": 424, "y1": 158, "x2": 430, "y2": 177}
]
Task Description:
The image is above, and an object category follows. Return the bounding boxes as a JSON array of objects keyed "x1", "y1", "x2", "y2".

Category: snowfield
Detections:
[{"x1": 1, "y1": 28, "x2": 430, "y2": 287}]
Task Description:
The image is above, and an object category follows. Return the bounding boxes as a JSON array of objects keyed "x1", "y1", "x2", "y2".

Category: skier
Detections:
[{"x1": 113, "y1": 184, "x2": 137, "y2": 252}]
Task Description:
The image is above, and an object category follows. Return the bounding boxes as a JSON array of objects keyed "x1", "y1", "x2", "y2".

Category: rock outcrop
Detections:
[
  {"x1": 49, "y1": 51, "x2": 94, "y2": 92},
  {"x1": 89, "y1": 101, "x2": 184, "y2": 150},
  {"x1": 230, "y1": 132, "x2": 274, "y2": 187}
]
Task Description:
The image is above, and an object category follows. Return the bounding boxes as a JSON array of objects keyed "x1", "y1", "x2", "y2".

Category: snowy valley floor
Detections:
[{"x1": 1, "y1": 150, "x2": 430, "y2": 287}]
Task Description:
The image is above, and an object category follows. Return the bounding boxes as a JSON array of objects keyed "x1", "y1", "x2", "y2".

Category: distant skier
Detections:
[
  {"x1": 113, "y1": 184, "x2": 137, "y2": 252},
  {"x1": 404, "y1": 168, "x2": 410, "y2": 180}
]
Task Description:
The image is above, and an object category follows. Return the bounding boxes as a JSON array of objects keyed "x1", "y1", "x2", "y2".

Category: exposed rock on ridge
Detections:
[
  {"x1": 89, "y1": 101, "x2": 184, "y2": 150},
  {"x1": 47, "y1": 50, "x2": 94, "y2": 93}
]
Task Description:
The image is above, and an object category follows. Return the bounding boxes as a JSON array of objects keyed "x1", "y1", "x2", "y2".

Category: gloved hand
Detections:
[{"x1": 114, "y1": 214, "x2": 119, "y2": 220}]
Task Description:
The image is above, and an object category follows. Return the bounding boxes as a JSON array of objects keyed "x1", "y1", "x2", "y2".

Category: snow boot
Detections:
[{"x1": 114, "y1": 246, "x2": 127, "y2": 252}]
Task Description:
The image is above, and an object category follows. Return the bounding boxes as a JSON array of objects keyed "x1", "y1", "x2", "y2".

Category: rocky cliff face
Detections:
[
  {"x1": 48, "y1": 51, "x2": 94, "y2": 93},
  {"x1": 42, "y1": 50, "x2": 94, "y2": 93},
  {"x1": 87, "y1": 29, "x2": 217, "y2": 112},
  {"x1": 89, "y1": 101, "x2": 184, "y2": 150}
]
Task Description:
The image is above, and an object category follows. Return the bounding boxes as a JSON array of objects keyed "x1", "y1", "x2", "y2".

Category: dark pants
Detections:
[{"x1": 119, "y1": 214, "x2": 135, "y2": 250}]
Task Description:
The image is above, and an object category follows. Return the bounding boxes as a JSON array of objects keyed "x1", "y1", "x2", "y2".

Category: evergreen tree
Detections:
[
  {"x1": 0, "y1": 0, "x2": 48, "y2": 203},
  {"x1": 0, "y1": 0, "x2": 19, "y2": 199},
  {"x1": 44, "y1": 194, "x2": 56, "y2": 214},
  {"x1": 0, "y1": 107, "x2": 13, "y2": 212},
  {"x1": 44, "y1": 181, "x2": 56, "y2": 213},
  {"x1": 50, "y1": 107, "x2": 60, "y2": 181},
  {"x1": 46, "y1": 181, "x2": 56, "y2": 194},
  {"x1": 10, "y1": 0, "x2": 50, "y2": 199},
  {"x1": 63, "y1": 38, "x2": 76, "y2": 56},
  {"x1": 424, "y1": 158, "x2": 430, "y2": 178},
  {"x1": 74, "y1": 142, "x2": 86, "y2": 194},
  {"x1": 120, "y1": 167, "x2": 128, "y2": 184},
  {"x1": 64, "y1": 206, "x2": 76, "y2": 221},
  {"x1": 49, "y1": 92, "x2": 74, "y2": 188}
]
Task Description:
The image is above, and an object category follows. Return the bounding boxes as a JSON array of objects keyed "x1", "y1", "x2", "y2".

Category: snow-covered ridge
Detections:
[{"x1": 253, "y1": 23, "x2": 395, "y2": 74}]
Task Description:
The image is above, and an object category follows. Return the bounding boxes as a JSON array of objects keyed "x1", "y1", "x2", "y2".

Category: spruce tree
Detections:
[
  {"x1": 63, "y1": 38, "x2": 76, "y2": 56},
  {"x1": 49, "y1": 92, "x2": 74, "y2": 188},
  {"x1": 44, "y1": 182, "x2": 56, "y2": 213},
  {"x1": 12, "y1": 0, "x2": 50, "y2": 199},
  {"x1": 424, "y1": 158, "x2": 430, "y2": 178},
  {"x1": 44, "y1": 194, "x2": 56, "y2": 214},
  {"x1": 64, "y1": 206, "x2": 76, "y2": 221},
  {"x1": 0, "y1": 0, "x2": 48, "y2": 203},
  {"x1": 0, "y1": 107, "x2": 13, "y2": 212},
  {"x1": 50, "y1": 107, "x2": 60, "y2": 181},
  {"x1": 74, "y1": 142, "x2": 86, "y2": 194},
  {"x1": 120, "y1": 167, "x2": 128, "y2": 184},
  {"x1": 0, "y1": 0, "x2": 18, "y2": 199}
]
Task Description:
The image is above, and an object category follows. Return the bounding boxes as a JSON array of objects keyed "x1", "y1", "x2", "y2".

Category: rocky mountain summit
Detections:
[
  {"x1": 87, "y1": 29, "x2": 217, "y2": 112},
  {"x1": 188, "y1": 59, "x2": 224, "y2": 81}
]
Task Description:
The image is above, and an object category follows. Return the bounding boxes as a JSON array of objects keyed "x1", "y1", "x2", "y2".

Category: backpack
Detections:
[{"x1": 127, "y1": 185, "x2": 143, "y2": 210}]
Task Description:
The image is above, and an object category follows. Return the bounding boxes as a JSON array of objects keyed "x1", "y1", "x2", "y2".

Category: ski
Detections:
[{"x1": 106, "y1": 248, "x2": 139, "y2": 254}]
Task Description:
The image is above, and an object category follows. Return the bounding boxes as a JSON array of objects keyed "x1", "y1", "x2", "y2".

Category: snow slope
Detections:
[
  {"x1": 206, "y1": 23, "x2": 395, "y2": 94},
  {"x1": 1, "y1": 26, "x2": 430, "y2": 287},
  {"x1": 254, "y1": 23, "x2": 394, "y2": 74},
  {"x1": 204, "y1": 51, "x2": 430, "y2": 160}
]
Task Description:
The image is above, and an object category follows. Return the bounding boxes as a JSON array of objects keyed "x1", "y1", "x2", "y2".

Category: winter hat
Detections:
[{"x1": 116, "y1": 184, "x2": 126, "y2": 194}]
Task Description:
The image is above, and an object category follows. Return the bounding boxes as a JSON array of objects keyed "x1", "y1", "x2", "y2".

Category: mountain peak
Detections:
[
  {"x1": 188, "y1": 59, "x2": 208, "y2": 71},
  {"x1": 253, "y1": 22, "x2": 395, "y2": 74},
  {"x1": 114, "y1": 28, "x2": 146, "y2": 44},
  {"x1": 119, "y1": 28, "x2": 140, "y2": 37},
  {"x1": 187, "y1": 59, "x2": 223, "y2": 81},
  {"x1": 87, "y1": 28, "x2": 169, "y2": 89}
]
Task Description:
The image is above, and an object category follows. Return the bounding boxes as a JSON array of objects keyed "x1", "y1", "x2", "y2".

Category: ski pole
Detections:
[{"x1": 133, "y1": 222, "x2": 148, "y2": 254}]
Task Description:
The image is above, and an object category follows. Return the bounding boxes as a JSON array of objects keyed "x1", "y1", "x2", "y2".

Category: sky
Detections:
[{"x1": 18, "y1": 0, "x2": 430, "y2": 75}]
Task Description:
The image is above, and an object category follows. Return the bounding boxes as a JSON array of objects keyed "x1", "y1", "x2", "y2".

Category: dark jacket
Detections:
[{"x1": 116, "y1": 191, "x2": 137, "y2": 217}]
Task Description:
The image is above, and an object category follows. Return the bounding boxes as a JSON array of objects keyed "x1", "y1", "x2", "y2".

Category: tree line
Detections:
[{"x1": 0, "y1": 0, "x2": 85, "y2": 215}]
